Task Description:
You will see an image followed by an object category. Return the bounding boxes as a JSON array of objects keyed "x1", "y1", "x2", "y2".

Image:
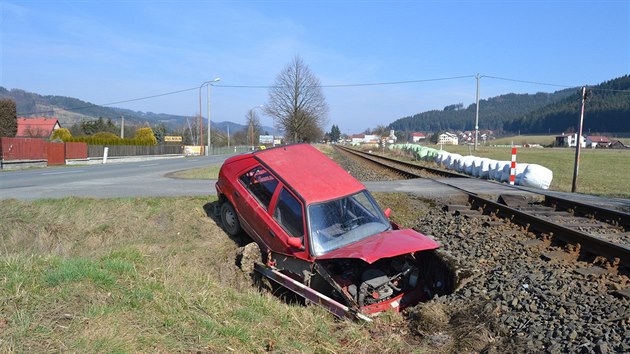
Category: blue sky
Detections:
[{"x1": 1, "y1": 0, "x2": 628, "y2": 133}]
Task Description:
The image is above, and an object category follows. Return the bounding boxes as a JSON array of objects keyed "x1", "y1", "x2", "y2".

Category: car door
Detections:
[
  {"x1": 268, "y1": 185, "x2": 309, "y2": 258},
  {"x1": 236, "y1": 165, "x2": 283, "y2": 250}
]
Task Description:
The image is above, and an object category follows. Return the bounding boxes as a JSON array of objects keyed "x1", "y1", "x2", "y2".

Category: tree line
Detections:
[{"x1": 389, "y1": 75, "x2": 630, "y2": 135}]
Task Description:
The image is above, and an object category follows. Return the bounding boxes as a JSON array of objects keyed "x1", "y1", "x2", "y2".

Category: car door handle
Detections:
[
  {"x1": 269, "y1": 230, "x2": 276, "y2": 238},
  {"x1": 234, "y1": 190, "x2": 240, "y2": 198}
]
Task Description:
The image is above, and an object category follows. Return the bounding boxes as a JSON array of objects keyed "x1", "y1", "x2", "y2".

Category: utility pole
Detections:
[
  {"x1": 120, "y1": 116, "x2": 125, "y2": 139},
  {"x1": 206, "y1": 85, "x2": 211, "y2": 156},
  {"x1": 474, "y1": 73, "x2": 480, "y2": 151},
  {"x1": 571, "y1": 87, "x2": 590, "y2": 193}
]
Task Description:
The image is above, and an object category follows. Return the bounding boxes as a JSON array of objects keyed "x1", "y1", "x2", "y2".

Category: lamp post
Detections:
[{"x1": 199, "y1": 77, "x2": 220, "y2": 156}]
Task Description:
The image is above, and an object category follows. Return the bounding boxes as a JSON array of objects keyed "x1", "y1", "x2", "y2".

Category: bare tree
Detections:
[
  {"x1": 265, "y1": 55, "x2": 328, "y2": 143},
  {"x1": 245, "y1": 108, "x2": 262, "y2": 147}
]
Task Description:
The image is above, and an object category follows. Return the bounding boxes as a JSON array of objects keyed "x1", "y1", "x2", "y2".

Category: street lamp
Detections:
[{"x1": 199, "y1": 77, "x2": 220, "y2": 156}]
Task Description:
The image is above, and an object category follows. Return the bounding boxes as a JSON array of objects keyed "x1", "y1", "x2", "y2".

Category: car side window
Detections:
[
  {"x1": 273, "y1": 187, "x2": 304, "y2": 239},
  {"x1": 239, "y1": 166, "x2": 278, "y2": 209}
]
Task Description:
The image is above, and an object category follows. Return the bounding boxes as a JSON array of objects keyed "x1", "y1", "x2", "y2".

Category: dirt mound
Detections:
[{"x1": 408, "y1": 299, "x2": 505, "y2": 354}]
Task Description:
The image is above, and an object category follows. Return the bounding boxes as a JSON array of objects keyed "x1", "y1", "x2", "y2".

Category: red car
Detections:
[{"x1": 215, "y1": 144, "x2": 454, "y2": 320}]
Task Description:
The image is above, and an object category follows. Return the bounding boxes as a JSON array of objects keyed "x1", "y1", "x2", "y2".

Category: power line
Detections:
[
  {"x1": 17, "y1": 74, "x2": 630, "y2": 116},
  {"x1": 215, "y1": 75, "x2": 477, "y2": 89},
  {"x1": 17, "y1": 76, "x2": 477, "y2": 115},
  {"x1": 18, "y1": 86, "x2": 199, "y2": 116},
  {"x1": 484, "y1": 75, "x2": 630, "y2": 93},
  {"x1": 482, "y1": 75, "x2": 575, "y2": 88}
]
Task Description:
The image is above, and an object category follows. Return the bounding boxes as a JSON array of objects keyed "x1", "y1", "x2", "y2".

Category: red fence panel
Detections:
[
  {"x1": 65, "y1": 142, "x2": 88, "y2": 159},
  {"x1": 0, "y1": 137, "x2": 47, "y2": 160},
  {"x1": 46, "y1": 142, "x2": 65, "y2": 166}
]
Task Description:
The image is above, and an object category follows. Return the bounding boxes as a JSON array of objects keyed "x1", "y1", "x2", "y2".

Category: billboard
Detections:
[
  {"x1": 259, "y1": 135, "x2": 274, "y2": 144},
  {"x1": 164, "y1": 135, "x2": 183, "y2": 142}
]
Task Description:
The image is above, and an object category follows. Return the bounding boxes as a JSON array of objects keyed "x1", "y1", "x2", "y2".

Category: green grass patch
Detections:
[
  {"x1": 422, "y1": 144, "x2": 630, "y2": 198},
  {"x1": 0, "y1": 196, "x2": 422, "y2": 353},
  {"x1": 490, "y1": 134, "x2": 556, "y2": 146},
  {"x1": 168, "y1": 164, "x2": 221, "y2": 179}
]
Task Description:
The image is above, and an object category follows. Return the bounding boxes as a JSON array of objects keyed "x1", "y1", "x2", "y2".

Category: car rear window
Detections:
[{"x1": 239, "y1": 166, "x2": 278, "y2": 209}]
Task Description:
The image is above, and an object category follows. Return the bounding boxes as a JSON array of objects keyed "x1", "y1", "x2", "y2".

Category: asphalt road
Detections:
[
  {"x1": 3, "y1": 154, "x2": 627, "y2": 212},
  {"x1": 0, "y1": 155, "x2": 233, "y2": 200}
]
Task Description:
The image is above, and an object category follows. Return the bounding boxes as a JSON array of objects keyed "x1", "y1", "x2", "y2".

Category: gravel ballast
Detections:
[{"x1": 331, "y1": 147, "x2": 630, "y2": 354}]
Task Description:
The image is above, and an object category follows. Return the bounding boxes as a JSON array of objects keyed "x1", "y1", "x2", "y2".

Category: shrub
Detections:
[{"x1": 51, "y1": 128, "x2": 72, "y2": 141}]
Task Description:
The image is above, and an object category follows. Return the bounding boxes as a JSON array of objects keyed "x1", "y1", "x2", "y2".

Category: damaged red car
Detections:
[{"x1": 215, "y1": 144, "x2": 455, "y2": 320}]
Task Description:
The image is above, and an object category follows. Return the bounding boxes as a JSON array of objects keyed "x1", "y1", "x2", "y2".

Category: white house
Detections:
[
  {"x1": 387, "y1": 130, "x2": 397, "y2": 144},
  {"x1": 411, "y1": 132, "x2": 426, "y2": 143},
  {"x1": 555, "y1": 133, "x2": 586, "y2": 148},
  {"x1": 438, "y1": 132, "x2": 458, "y2": 145}
]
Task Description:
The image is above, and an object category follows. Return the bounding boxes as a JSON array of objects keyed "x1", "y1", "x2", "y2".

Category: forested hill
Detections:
[
  {"x1": 0, "y1": 87, "x2": 189, "y2": 130},
  {"x1": 389, "y1": 75, "x2": 630, "y2": 134},
  {"x1": 504, "y1": 75, "x2": 630, "y2": 134},
  {"x1": 388, "y1": 89, "x2": 574, "y2": 133}
]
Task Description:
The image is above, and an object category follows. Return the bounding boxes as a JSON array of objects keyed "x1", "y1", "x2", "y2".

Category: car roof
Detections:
[{"x1": 254, "y1": 144, "x2": 365, "y2": 204}]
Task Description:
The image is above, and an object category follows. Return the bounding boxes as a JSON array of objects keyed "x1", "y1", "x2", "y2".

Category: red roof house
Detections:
[
  {"x1": 16, "y1": 118, "x2": 61, "y2": 138},
  {"x1": 411, "y1": 132, "x2": 426, "y2": 142},
  {"x1": 585, "y1": 136, "x2": 610, "y2": 148}
]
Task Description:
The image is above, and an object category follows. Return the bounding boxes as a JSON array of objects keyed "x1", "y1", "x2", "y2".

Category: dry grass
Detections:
[{"x1": 0, "y1": 196, "x2": 430, "y2": 353}]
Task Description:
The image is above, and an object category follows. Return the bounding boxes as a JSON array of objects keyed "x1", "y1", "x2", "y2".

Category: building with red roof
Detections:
[
  {"x1": 585, "y1": 136, "x2": 610, "y2": 148},
  {"x1": 411, "y1": 132, "x2": 426, "y2": 142},
  {"x1": 16, "y1": 118, "x2": 61, "y2": 138}
]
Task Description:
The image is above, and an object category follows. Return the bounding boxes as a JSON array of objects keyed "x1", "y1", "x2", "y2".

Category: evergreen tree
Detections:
[
  {"x1": 0, "y1": 98, "x2": 17, "y2": 137},
  {"x1": 329, "y1": 124, "x2": 341, "y2": 142}
]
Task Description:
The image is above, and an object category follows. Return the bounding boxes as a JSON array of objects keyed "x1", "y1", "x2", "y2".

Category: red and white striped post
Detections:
[{"x1": 509, "y1": 147, "x2": 517, "y2": 185}]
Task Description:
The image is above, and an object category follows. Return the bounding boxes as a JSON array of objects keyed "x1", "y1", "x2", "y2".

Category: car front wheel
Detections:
[{"x1": 221, "y1": 201, "x2": 242, "y2": 236}]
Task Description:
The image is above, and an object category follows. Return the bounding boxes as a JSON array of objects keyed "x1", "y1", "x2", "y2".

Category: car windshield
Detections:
[{"x1": 308, "y1": 190, "x2": 391, "y2": 256}]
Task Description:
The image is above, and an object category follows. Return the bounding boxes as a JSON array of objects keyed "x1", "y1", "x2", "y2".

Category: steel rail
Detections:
[
  {"x1": 334, "y1": 145, "x2": 630, "y2": 267},
  {"x1": 335, "y1": 145, "x2": 466, "y2": 179},
  {"x1": 543, "y1": 194, "x2": 630, "y2": 228},
  {"x1": 467, "y1": 194, "x2": 630, "y2": 266}
]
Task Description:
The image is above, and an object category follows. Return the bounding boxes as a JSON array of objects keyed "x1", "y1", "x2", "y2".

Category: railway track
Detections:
[{"x1": 334, "y1": 145, "x2": 630, "y2": 269}]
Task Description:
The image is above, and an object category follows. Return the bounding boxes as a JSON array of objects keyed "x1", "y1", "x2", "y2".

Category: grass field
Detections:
[
  {"x1": 0, "y1": 196, "x2": 425, "y2": 353},
  {"x1": 488, "y1": 134, "x2": 630, "y2": 146},
  {"x1": 173, "y1": 144, "x2": 629, "y2": 198},
  {"x1": 418, "y1": 145, "x2": 630, "y2": 198},
  {"x1": 167, "y1": 165, "x2": 221, "y2": 179}
]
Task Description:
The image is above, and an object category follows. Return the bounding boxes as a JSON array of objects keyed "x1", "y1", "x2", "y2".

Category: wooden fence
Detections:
[
  {"x1": 0, "y1": 137, "x2": 48, "y2": 160},
  {"x1": 87, "y1": 144, "x2": 183, "y2": 157},
  {"x1": 0, "y1": 138, "x2": 86, "y2": 166}
]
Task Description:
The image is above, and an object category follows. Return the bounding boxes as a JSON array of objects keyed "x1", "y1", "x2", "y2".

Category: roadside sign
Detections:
[
  {"x1": 259, "y1": 135, "x2": 274, "y2": 144},
  {"x1": 164, "y1": 136, "x2": 183, "y2": 142}
]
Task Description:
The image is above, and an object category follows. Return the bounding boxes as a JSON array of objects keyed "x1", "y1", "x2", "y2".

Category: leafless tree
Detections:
[
  {"x1": 245, "y1": 108, "x2": 262, "y2": 147},
  {"x1": 265, "y1": 55, "x2": 328, "y2": 143}
]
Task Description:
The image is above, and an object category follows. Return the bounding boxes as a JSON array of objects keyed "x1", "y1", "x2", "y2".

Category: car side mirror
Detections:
[
  {"x1": 384, "y1": 208, "x2": 392, "y2": 219},
  {"x1": 287, "y1": 237, "x2": 304, "y2": 250}
]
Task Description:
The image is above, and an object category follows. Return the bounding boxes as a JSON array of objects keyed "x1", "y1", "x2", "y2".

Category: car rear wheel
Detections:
[{"x1": 221, "y1": 202, "x2": 242, "y2": 236}]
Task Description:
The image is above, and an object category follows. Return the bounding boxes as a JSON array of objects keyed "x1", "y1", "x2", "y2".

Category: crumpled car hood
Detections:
[{"x1": 316, "y1": 228, "x2": 440, "y2": 264}]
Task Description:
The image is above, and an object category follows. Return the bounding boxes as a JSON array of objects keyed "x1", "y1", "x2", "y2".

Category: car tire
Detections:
[{"x1": 221, "y1": 201, "x2": 242, "y2": 236}]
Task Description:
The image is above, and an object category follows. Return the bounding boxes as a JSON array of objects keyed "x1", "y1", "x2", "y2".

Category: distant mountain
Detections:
[
  {"x1": 213, "y1": 121, "x2": 277, "y2": 136},
  {"x1": 0, "y1": 87, "x2": 275, "y2": 134},
  {"x1": 388, "y1": 75, "x2": 630, "y2": 135}
]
